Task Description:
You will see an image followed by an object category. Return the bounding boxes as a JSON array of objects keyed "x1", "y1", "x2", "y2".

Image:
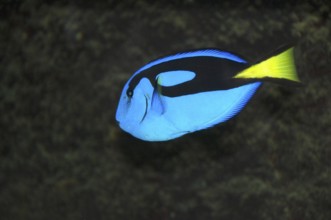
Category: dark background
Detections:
[{"x1": 1, "y1": 0, "x2": 331, "y2": 219}]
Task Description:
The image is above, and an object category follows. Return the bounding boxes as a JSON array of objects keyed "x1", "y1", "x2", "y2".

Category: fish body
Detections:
[{"x1": 116, "y1": 47, "x2": 300, "y2": 141}]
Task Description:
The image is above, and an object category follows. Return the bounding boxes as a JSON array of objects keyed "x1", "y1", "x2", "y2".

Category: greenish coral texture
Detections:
[{"x1": 1, "y1": 1, "x2": 331, "y2": 220}]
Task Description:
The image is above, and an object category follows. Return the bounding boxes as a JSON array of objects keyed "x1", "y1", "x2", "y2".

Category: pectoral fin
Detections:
[{"x1": 151, "y1": 77, "x2": 165, "y2": 115}]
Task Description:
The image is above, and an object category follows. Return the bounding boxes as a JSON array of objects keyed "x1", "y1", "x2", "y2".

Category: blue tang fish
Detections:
[{"x1": 116, "y1": 47, "x2": 300, "y2": 141}]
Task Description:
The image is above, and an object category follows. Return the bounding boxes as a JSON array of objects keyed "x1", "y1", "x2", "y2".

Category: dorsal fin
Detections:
[{"x1": 134, "y1": 49, "x2": 247, "y2": 77}]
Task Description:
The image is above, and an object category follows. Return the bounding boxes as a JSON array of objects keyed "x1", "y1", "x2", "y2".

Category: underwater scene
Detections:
[{"x1": 1, "y1": 1, "x2": 331, "y2": 219}]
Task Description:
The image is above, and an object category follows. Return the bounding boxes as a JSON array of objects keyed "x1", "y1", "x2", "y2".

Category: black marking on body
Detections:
[{"x1": 128, "y1": 56, "x2": 252, "y2": 97}]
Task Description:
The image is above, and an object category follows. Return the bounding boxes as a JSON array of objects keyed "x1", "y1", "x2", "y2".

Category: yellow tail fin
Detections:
[{"x1": 234, "y1": 48, "x2": 300, "y2": 82}]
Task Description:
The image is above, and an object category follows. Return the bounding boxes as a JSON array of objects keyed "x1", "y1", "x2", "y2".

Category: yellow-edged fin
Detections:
[
  {"x1": 234, "y1": 48, "x2": 300, "y2": 82},
  {"x1": 157, "y1": 76, "x2": 162, "y2": 95}
]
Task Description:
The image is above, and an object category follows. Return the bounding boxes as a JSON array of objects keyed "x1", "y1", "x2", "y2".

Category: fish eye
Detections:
[{"x1": 126, "y1": 89, "x2": 133, "y2": 98}]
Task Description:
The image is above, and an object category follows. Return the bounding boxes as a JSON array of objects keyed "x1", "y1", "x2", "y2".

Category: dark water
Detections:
[{"x1": 1, "y1": 1, "x2": 331, "y2": 220}]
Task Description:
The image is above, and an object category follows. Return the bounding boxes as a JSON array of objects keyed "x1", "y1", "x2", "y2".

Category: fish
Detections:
[{"x1": 115, "y1": 46, "x2": 300, "y2": 141}]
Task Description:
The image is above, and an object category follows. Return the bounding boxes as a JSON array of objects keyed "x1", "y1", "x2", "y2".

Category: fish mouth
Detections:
[{"x1": 140, "y1": 95, "x2": 148, "y2": 123}]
